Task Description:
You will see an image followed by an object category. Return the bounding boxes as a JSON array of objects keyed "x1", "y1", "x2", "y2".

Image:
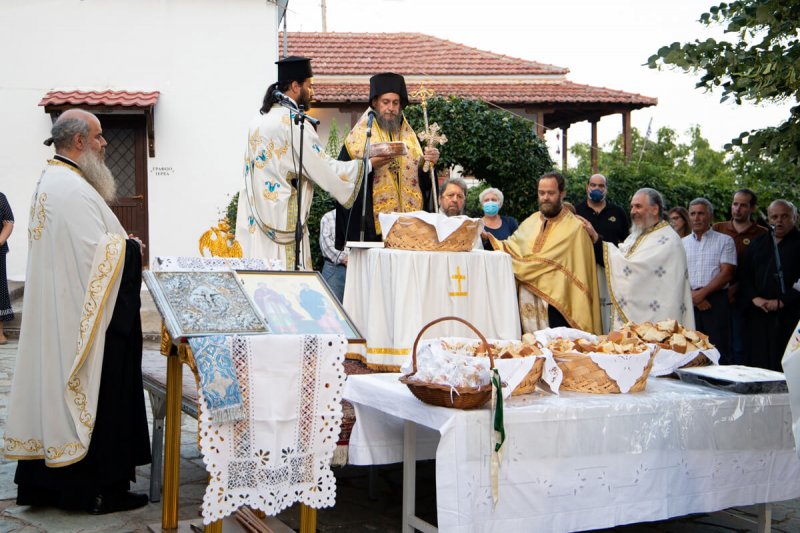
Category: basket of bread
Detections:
[
  {"x1": 399, "y1": 316, "x2": 496, "y2": 409},
  {"x1": 536, "y1": 327, "x2": 656, "y2": 393},
  {"x1": 451, "y1": 333, "x2": 547, "y2": 396},
  {"x1": 624, "y1": 320, "x2": 720, "y2": 376},
  {"x1": 380, "y1": 212, "x2": 480, "y2": 252}
]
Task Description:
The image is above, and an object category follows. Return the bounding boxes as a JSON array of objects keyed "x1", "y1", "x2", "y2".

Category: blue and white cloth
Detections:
[{"x1": 189, "y1": 335, "x2": 245, "y2": 424}]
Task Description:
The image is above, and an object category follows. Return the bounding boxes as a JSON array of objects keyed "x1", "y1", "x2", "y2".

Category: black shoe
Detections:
[{"x1": 87, "y1": 490, "x2": 149, "y2": 515}]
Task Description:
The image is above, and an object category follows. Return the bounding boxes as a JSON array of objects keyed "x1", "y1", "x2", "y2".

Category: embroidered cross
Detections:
[
  {"x1": 654, "y1": 266, "x2": 666, "y2": 278},
  {"x1": 658, "y1": 236, "x2": 669, "y2": 245},
  {"x1": 623, "y1": 266, "x2": 632, "y2": 277},
  {"x1": 449, "y1": 266, "x2": 467, "y2": 297},
  {"x1": 618, "y1": 297, "x2": 628, "y2": 308},
  {"x1": 649, "y1": 300, "x2": 661, "y2": 311},
  {"x1": 680, "y1": 303, "x2": 687, "y2": 313}
]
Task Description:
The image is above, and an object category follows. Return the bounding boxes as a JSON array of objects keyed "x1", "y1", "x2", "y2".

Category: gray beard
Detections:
[
  {"x1": 376, "y1": 113, "x2": 402, "y2": 136},
  {"x1": 629, "y1": 223, "x2": 645, "y2": 242},
  {"x1": 78, "y1": 150, "x2": 117, "y2": 203}
]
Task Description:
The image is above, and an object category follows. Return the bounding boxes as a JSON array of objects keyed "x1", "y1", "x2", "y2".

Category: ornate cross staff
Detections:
[{"x1": 411, "y1": 85, "x2": 447, "y2": 213}]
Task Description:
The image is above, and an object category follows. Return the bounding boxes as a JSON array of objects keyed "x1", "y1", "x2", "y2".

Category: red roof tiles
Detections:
[
  {"x1": 281, "y1": 32, "x2": 656, "y2": 108},
  {"x1": 39, "y1": 90, "x2": 160, "y2": 108},
  {"x1": 313, "y1": 81, "x2": 656, "y2": 106},
  {"x1": 282, "y1": 32, "x2": 568, "y2": 76}
]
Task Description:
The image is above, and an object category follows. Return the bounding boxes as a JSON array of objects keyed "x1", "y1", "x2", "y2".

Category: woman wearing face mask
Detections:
[{"x1": 479, "y1": 187, "x2": 519, "y2": 250}]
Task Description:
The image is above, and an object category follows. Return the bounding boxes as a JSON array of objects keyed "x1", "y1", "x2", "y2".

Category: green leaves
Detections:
[
  {"x1": 405, "y1": 96, "x2": 553, "y2": 221},
  {"x1": 648, "y1": 0, "x2": 800, "y2": 165}
]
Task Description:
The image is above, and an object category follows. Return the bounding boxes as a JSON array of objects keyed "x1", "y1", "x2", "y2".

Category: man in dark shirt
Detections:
[
  {"x1": 574, "y1": 174, "x2": 629, "y2": 245},
  {"x1": 574, "y1": 174, "x2": 629, "y2": 332},
  {"x1": 712, "y1": 188, "x2": 768, "y2": 364}
]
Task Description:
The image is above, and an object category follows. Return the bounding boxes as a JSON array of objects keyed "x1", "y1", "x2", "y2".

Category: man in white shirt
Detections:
[
  {"x1": 683, "y1": 197, "x2": 737, "y2": 362},
  {"x1": 319, "y1": 209, "x2": 347, "y2": 302}
]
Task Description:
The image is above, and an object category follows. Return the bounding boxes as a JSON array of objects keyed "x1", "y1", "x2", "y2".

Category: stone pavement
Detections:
[{"x1": 2, "y1": 322, "x2": 800, "y2": 530}]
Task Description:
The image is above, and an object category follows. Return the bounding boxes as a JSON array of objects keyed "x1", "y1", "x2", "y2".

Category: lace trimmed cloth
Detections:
[{"x1": 197, "y1": 334, "x2": 347, "y2": 524}]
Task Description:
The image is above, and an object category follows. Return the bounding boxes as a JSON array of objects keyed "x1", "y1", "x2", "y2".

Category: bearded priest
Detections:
[
  {"x1": 4, "y1": 109, "x2": 151, "y2": 514},
  {"x1": 581, "y1": 188, "x2": 695, "y2": 330},
  {"x1": 489, "y1": 172, "x2": 602, "y2": 334},
  {"x1": 236, "y1": 56, "x2": 370, "y2": 269},
  {"x1": 335, "y1": 72, "x2": 440, "y2": 248}
]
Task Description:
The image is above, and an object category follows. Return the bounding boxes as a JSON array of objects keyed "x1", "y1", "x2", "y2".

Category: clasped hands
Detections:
[
  {"x1": 128, "y1": 233, "x2": 145, "y2": 257},
  {"x1": 752, "y1": 296, "x2": 784, "y2": 313}
]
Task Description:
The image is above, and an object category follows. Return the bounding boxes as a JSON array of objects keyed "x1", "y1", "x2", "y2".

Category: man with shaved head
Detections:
[{"x1": 5, "y1": 109, "x2": 151, "y2": 514}]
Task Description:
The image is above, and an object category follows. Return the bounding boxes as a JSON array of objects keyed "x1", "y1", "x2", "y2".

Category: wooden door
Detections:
[{"x1": 103, "y1": 115, "x2": 150, "y2": 267}]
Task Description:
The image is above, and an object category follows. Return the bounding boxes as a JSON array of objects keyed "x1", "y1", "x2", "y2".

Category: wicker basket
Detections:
[
  {"x1": 553, "y1": 349, "x2": 656, "y2": 394},
  {"x1": 680, "y1": 351, "x2": 712, "y2": 368},
  {"x1": 384, "y1": 216, "x2": 478, "y2": 252},
  {"x1": 511, "y1": 356, "x2": 544, "y2": 395},
  {"x1": 399, "y1": 316, "x2": 495, "y2": 409}
]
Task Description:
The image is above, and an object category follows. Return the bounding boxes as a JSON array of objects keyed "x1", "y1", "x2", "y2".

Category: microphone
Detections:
[
  {"x1": 272, "y1": 89, "x2": 291, "y2": 103},
  {"x1": 366, "y1": 109, "x2": 376, "y2": 138}
]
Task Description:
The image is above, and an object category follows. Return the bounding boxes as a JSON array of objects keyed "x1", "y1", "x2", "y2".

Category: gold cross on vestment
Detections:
[{"x1": 449, "y1": 266, "x2": 467, "y2": 297}]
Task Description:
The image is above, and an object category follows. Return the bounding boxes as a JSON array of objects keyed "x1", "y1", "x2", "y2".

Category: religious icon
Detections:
[
  {"x1": 143, "y1": 270, "x2": 269, "y2": 338},
  {"x1": 236, "y1": 271, "x2": 364, "y2": 342}
]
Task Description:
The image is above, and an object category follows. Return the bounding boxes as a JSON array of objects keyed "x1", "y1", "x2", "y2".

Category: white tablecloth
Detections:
[
  {"x1": 343, "y1": 248, "x2": 520, "y2": 370},
  {"x1": 344, "y1": 374, "x2": 800, "y2": 532}
]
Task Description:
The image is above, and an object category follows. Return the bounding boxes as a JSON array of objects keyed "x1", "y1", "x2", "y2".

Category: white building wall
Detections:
[{"x1": 0, "y1": 0, "x2": 280, "y2": 280}]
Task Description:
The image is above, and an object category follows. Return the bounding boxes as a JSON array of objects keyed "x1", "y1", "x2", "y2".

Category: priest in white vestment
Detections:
[
  {"x1": 4, "y1": 110, "x2": 151, "y2": 514},
  {"x1": 235, "y1": 56, "x2": 369, "y2": 269},
  {"x1": 582, "y1": 188, "x2": 695, "y2": 329}
]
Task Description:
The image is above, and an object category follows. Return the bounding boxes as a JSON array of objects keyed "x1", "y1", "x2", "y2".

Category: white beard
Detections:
[
  {"x1": 629, "y1": 223, "x2": 645, "y2": 242},
  {"x1": 78, "y1": 150, "x2": 117, "y2": 203}
]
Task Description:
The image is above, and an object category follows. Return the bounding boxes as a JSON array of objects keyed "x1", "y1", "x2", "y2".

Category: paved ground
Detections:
[{"x1": 2, "y1": 290, "x2": 800, "y2": 532}]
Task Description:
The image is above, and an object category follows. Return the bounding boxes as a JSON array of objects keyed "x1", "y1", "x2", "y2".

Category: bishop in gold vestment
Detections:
[{"x1": 490, "y1": 172, "x2": 601, "y2": 334}]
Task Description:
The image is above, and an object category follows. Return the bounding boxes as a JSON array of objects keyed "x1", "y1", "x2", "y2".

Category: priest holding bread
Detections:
[
  {"x1": 580, "y1": 188, "x2": 695, "y2": 330},
  {"x1": 335, "y1": 73, "x2": 440, "y2": 248}
]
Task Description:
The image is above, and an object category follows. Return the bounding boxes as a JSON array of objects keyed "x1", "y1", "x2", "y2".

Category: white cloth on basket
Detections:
[
  {"x1": 198, "y1": 334, "x2": 346, "y2": 524},
  {"x1": 533, "y1": 327, "x2": 653, "y2": 393}
]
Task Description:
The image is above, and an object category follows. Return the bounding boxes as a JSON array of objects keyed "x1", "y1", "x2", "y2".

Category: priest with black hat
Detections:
[
  {"x1": 334, "y1": 72, "x2": 440, "y2": 249},
  {"x1": 236, "y1": 56, "x2": 372, "y2": 269}
]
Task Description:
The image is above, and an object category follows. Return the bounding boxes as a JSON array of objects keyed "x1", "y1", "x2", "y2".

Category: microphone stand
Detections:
[
  {"x1": 277, "y1": 98, "x2": 320, "y2": 270},
  {"x1": 358, "y1": 111, "x2": 375, "y2": 241}
]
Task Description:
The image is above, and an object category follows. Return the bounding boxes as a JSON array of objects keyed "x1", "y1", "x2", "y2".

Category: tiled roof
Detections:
[
  {"x1": 281, "y1": 32, "x2": 656, "y2": 108},
  {"x1": 281, "y1": 32, "x2": 568, "y2": 76},
  {"x1": 39, "y1": 90, "x2": 160, "y2": 107},
  {"x1": 313, "y1": 81, "x2": 657, "y2": 106}
]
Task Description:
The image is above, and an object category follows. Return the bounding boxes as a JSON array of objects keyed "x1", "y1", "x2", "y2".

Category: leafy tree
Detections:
[
  {"x1": 646, "y1": 0, "x2": 800, "y2": 166},
  {"x1": 568, "y1": 125, "x2": 738, "y2": 220},
  {"x1": 404, "y1": 96, "x2": 553, "y2": 222}
]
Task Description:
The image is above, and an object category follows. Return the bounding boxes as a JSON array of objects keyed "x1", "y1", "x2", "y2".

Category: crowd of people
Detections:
[
  {"x1": 497, "y1": 172, "x2": 798, "y2": 372},
  {"x1": 2, "y1": 53, "x2": 798, "y2": 518}
]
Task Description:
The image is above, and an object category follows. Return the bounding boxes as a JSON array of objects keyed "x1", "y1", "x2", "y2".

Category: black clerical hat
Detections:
[
  {"x1": 369, "y1": 72, "x2": 409, "y2": 108},
  {"x1": 276, "y1": 56, "x2": 313, "y2": 83}
]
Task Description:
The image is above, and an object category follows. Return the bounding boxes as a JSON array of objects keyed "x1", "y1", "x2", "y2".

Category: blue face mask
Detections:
[
  {"x1": 483, "y1": 201, "x2": 500, "y2": 216},
  {"x1": 589, "y1": 189, "x2": 605, "y2": 202}
]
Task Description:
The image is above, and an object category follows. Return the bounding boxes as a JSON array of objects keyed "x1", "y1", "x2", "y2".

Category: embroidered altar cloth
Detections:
[{"x1": 197, "y1": 334, "x2": 346, "y2": 524}]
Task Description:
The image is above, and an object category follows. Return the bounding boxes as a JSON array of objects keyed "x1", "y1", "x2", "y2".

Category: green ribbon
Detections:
[{"x1": 491, "y1": 368, "x2": 505, "y2": 452}]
